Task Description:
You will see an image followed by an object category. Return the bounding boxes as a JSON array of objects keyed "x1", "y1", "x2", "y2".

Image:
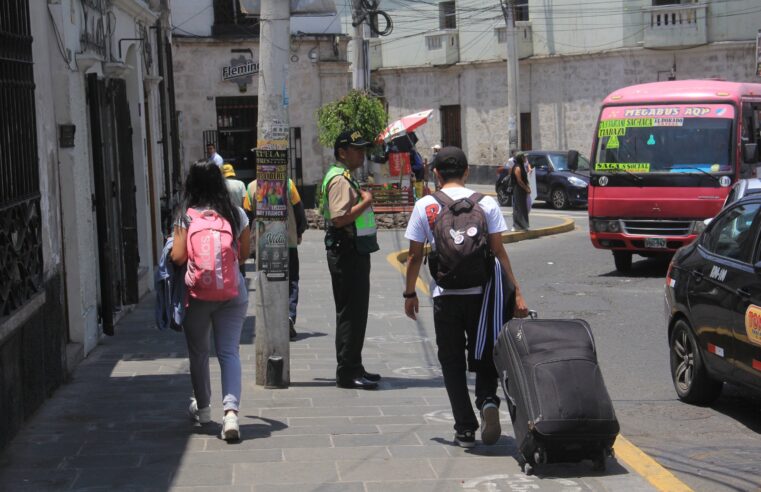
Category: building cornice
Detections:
[{"x1": 111, "y1": 0, "x2": 158, "y2": 24}]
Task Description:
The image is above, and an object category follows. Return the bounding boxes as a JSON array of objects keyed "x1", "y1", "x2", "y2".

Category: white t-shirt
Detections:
[
  {"x1": 405, "y1": 187, "x2": 507, "y2": 297},
  {"x1": 209, "y1": 153, "x2": 224, "y2": 167}
]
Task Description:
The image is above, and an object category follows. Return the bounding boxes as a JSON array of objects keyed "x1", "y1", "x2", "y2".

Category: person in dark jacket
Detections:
[{"x1": 511, "y1": 152, "x2": 531, "y2": 231}]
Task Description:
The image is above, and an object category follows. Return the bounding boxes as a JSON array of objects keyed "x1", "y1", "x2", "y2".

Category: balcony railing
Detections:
[
  {"x1": 642, "y1": 3, "x2": 707, "y2": 48},
  {"x1": 424, "y1": 29, "x2": 459, "y2": 65}
]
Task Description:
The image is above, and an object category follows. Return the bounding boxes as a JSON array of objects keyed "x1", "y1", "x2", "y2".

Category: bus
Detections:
[{"x1": 586, "y1": 80, "x2": 761, "y2": 272}]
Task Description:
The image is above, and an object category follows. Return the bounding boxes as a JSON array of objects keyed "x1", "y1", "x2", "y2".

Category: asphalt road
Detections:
[{"x1": 502, "y1": 203, "x2": 761, "y2": 492}]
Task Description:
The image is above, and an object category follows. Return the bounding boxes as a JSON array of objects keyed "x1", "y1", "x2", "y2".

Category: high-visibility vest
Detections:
[{"x1": 320, "y1": 164, "x2": 379, "y2": 254}]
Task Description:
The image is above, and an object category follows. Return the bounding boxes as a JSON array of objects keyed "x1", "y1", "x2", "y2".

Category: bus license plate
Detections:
[{"x1": 645, "y1": 237, "x2": 666, "y2": 249}]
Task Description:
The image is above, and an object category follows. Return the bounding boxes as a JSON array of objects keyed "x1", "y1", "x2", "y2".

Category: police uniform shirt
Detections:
[{"x1": 327, "y1": 172, "x2": 358, "y2": 234}]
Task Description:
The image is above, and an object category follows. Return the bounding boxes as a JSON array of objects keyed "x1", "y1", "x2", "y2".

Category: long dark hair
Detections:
[{"x1": 179, "y1": 162, "x2": 240, "y2": 232}]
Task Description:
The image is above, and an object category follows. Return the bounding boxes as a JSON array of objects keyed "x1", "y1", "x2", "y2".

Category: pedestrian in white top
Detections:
[
  {"x1": 403, "y1": 146, "x2": 528, "y2": 449},
  {"x1": 206, "y1": 143, "x2": 224, "y2": 167}
]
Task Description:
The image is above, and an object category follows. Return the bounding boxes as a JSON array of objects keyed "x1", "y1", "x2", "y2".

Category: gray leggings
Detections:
[{"x1": 183, "y1": 273, "x2": 248, "y2": 412}]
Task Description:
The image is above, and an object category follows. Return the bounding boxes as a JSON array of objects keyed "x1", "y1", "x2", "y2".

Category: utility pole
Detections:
[
  {"x1": 501, "y1": 0, "x2": 520, "y2": 155},
  {"x1": 352, "y1": 0, "x2": 369, "y2": 90},
  {"x1": 255, "y1": 0, "x2": 291, "y2": 387}
]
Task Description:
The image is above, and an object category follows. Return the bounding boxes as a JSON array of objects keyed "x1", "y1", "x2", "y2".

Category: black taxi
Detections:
[{"x1": 665, "y1": 194, "x2": 761, "y2": 404}]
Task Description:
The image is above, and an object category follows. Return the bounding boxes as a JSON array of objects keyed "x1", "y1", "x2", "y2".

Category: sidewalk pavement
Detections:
[{"x1": 0, "y1": 215, "x2": 658, "y2": 491}]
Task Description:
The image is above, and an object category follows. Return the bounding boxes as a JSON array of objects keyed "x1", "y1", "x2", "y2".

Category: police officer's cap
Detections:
[{"x1": 334, "y1": 130, "x2": 372, "y2": 152}]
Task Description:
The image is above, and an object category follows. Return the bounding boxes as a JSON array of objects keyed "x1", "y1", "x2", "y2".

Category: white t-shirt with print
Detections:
[{"x1": 404, "y1": 187, "x2": 507, "y2": 297}]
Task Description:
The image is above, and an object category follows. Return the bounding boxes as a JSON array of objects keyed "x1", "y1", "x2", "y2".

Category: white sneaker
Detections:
[
  {"x1": 188, "y1": 398, "x2": 211, "y2": 424},
  {"x1": 221, "y1": 413, "x2": 240, "y2": 441},
  {"x1": 480, "y1": 402, "x2": 501, "y2": 445}
]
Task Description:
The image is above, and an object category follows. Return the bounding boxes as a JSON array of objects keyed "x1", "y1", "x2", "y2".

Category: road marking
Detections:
[
  {"x1": 388, "y1": 224, "x2": 695, "y2": 492},
  {"x1": 614, "y1": 435, "x2": 694, "y2": 492}
]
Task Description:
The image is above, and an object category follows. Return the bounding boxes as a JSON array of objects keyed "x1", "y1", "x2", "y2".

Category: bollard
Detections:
[{"x1": 265, "y1": 355, "x2": 285, "y2": 388}]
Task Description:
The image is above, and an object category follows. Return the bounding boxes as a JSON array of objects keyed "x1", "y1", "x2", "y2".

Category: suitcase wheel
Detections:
[
  {"x1": 533, "y1": 448, "x2": 547, "y2": 465},
  {"x1": 591, "y1": 448, "x2": 609, "y2": 472}
]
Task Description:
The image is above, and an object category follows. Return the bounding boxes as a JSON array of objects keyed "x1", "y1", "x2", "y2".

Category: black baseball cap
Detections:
[
  {"x1": 434, "y1": 146, "x2": 468, "y2": 171},
  {"x1": 334, "y1": 130, "x2": 372, "y2": 151}
]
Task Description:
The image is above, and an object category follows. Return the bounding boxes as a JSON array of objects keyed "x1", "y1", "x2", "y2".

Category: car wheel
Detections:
[
  {"x1": 496, "y1": 186, "x2": 512, "y2": 207},
  {"x1": 550, "y1": 188, "x2": 568, "y2": 209},
  {"x1": 669, "y1": 319, "x2": 723, "y2": 404},
  {"x1": 613, "y1": 251, "x2": 632, "y2": 273}
]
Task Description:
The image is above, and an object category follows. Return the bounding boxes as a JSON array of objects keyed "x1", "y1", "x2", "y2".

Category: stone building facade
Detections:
[{"x1": 0, "y1": 0, "x2": 179, "y2": 450}]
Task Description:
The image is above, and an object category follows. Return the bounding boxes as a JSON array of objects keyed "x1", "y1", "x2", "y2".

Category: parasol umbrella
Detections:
[{"x1": 377, "y1": 109, "x2": 434, "y2": 143}]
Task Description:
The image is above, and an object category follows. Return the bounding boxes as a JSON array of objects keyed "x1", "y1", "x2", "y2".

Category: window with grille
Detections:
[
  {"x1": 516, "y1": 0, "x2": 529, "y2": 21},
  {"x1": 496, "y1": 27, "x2": 507, "y2": 44},
  {"x1": 426, "y1": 35, "x2": 443, "y2": 50},
  {"x1": 0, "y1": 0, "x2": 43, "y2": 318},
  {"x1": 213, "y1": 0, "x2": 260, "y2": 37},
  {"x1": 439, "y1": 1, "x2": 456, "y2": 30}
]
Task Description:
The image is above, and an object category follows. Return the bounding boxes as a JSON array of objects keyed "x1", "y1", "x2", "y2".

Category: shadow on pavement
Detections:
[
  {"x1": 710, "y1": 383, "x2": 761, "y2": 434},
  {"x1": 598, "y1": 255, "x2": 671, "y2": 279}
]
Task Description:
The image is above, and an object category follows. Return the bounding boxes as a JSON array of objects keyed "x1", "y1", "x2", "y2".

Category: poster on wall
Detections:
[
  {"x1": 757, "y1": 29, "x2": 761, "y2": 77},
  {"x1": 256, "y1": 221, "x2": 288, "y2": 281},
  {"x1": 255, "y1": 149, "x2": 288, "y2": 219},
  {"x1": 255, "y1": 146, "x2": 289, "y2": 280}
]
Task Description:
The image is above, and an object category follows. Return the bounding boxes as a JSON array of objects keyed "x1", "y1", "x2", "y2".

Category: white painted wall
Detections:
[
  {"x1": 170, "y1": 0, "x2": 214, "y2": 37},
  {"x1": 375, "y1": 42, "x2": 758, "y2": 168}
]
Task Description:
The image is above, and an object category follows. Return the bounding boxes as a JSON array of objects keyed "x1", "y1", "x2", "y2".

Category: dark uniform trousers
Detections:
[
  {"x1": 433, "y1": 294, "x2": 500, "y2": 434},
  {"x1": 327, "y1": 244, "x2": 371, "y2": 382}
]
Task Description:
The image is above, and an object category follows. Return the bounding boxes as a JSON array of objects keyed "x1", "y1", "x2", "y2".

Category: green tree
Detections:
[{"x1": 316, "y1": 90, "x2": 387, "y2": 149}]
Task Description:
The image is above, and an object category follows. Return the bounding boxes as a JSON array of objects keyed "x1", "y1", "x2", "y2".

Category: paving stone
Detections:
[
  {"x1": 234, "y1": 461, "x2": 340, "y2": 484},
  {"x1": 204, "y1": 434, "x2": 332, "y2": 451},
  {"x1": 253, "y1": 483, "x2": 364, "y2": 492},
  {"x1": 171, "y1": 463, "x2": 234, "y2": 487},
  {"x1": 364, "y1": 479, "x2": 467, "y2": 492},
  {"x1": 336, "y1": 458, "x2": 436, "y2": 481},
  {"x1": 283, "y1": 446, "x2": 389, "y2": 462},
  {"x1": 0, "y1": 469, "x2": 79, "y2": 491},
  {"x1": 71, "y1": 466, "x2": 173, "y2": 490},
  {"x1": 386, "y1": 444, "x2": 451, "y2": 458},
  {"x1": 331, "y1": 432, "x2": 421, "y2": 447}
]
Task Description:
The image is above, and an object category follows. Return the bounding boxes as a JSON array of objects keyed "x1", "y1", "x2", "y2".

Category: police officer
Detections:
[{"x1": 320, "y1": 130, "x2": 381, "y2": 390}]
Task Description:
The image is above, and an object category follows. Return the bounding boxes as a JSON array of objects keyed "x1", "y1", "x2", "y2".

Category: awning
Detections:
[{"x1": 239, "y1": 0, "x2": 337, "y2": 16}]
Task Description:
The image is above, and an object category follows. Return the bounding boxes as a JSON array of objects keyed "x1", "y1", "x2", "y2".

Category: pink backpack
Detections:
[{"x1": 184, "y1": 208, "x2": 239, "y2": 301}]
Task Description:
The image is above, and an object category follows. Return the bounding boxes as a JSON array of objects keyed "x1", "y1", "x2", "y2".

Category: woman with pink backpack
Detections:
[{"x1": 170, "y1": 162, "x2": 250, "y2": 441}]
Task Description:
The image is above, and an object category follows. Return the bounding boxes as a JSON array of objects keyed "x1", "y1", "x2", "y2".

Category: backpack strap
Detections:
[
  {"x1": 469, "y1": 192, "x2": 485, "y2": 205},
  {"x1": 432, "y1": 190, "x2": 455, "y2": 208}
]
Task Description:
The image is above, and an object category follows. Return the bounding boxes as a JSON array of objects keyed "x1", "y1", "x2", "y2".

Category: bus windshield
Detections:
[{"x1": 594, "y1": 104, "x2": 734, "y2": 175}]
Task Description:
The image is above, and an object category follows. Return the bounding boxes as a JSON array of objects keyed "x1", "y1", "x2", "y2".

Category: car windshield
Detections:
[
  {"x1": 593, "y1": 104, "x2": 734, "y2": 175},
  {"x1": 550, "y1": 154, "x2": 590, "y2": 171}
]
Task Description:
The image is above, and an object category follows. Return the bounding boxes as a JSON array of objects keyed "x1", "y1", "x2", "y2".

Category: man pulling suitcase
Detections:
[{"x1": 403, "y1": 147, "x2": 529, "y2": 448}]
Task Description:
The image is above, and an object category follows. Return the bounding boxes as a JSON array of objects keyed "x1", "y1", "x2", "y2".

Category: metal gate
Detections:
[{"x1": 0, "y1": 0, "x2": 43, "y2": 318}]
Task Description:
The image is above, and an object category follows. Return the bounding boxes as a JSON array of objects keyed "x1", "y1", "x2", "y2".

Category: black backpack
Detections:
[{"x1": 428, "y1": 191, "x2": 492, "y2": 289}]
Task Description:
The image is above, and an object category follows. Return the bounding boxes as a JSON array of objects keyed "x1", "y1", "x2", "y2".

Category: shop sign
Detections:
[{"x1": 222, "y1": 56, "x2": 260, "y2": 89}]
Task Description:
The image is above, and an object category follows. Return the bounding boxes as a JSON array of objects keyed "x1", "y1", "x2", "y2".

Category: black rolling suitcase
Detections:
[{"x1": 493, "y1": 314, "x2": 619, "y2": 473}]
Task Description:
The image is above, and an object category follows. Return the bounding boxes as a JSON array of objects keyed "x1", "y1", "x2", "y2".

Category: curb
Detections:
[{"x1": 392, "y1": 214, "x2": 576, "y2": 267}]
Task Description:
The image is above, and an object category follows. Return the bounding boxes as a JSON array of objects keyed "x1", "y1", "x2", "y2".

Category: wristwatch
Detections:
[{"x1": 402, "y1": 291, "x2": 417, "y2": 299}]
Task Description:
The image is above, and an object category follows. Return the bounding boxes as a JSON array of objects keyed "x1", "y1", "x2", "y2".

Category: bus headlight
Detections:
[
  {"x1": 692, "y1": 219, "x2": 709, "y2": 234},
  {"x1": 608, "y1": 220, "x2": 621, "y2": 232}
]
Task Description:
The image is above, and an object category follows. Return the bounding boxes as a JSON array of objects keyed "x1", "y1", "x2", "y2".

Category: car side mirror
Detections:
[
  {"x1": 743, "y1": 142, "x2": 758, "y2": 164},
  {"x1": 567, "y1": 150, "x2": 579, "y2": 171}
]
